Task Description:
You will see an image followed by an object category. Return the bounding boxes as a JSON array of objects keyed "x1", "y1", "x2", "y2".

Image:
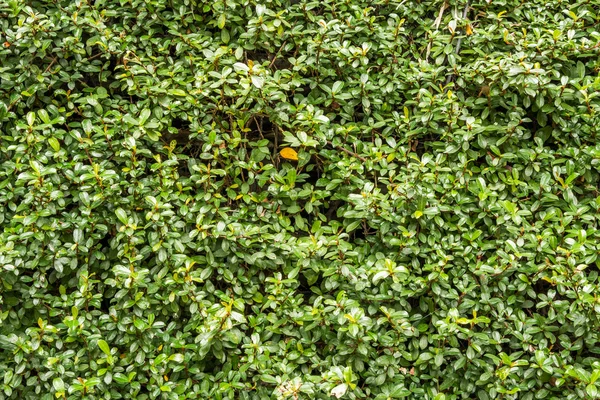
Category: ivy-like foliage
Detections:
[{"x1": 1, "y1": 0, "x2": 600, "y2": 399}]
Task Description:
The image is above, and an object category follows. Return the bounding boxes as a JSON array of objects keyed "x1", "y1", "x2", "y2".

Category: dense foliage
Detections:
[{"x1": 2, "y1": 0, "x2": 600, "y2": 398}]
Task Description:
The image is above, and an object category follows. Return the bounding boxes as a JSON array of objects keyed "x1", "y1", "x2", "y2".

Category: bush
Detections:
[{"x1": 2, "y1": 0, "x2": 600, "y2": 398}]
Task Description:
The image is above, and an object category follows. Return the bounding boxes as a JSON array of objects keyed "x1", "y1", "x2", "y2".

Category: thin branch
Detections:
[
  {"x1": 453, "y1": 1, "x2": 471, "y2": 56},
  {"x1": 44, "y1": 56, "x2": 58, "y2": 74},
  {"x1": 273, "y1": 125, "x2": 279, "y2": 168},
  {"x1": 253, "y1": 116, "x2": 264, "y2": 139},
  {"x1": 327, "y1": 140, "x2": 366, "y2": 162},
  {"x1": 268, "y1": 40, "x2": 288, "y2": 69},
  {"x1": 445, "y1": 0, "x2": 471, "y2": 86},
  {"x1": 426, "y1": 2, "x2": 448, "y2": 62}
]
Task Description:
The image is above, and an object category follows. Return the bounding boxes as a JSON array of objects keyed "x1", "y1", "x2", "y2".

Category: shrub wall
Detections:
[{"x1": 1, "y1": 0, "x2": 600, "y2": 399}]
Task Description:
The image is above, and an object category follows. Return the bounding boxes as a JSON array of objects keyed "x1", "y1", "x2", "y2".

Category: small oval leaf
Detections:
[{"x1": 280, "y1": 147, "x2": 298, "y2": 161}]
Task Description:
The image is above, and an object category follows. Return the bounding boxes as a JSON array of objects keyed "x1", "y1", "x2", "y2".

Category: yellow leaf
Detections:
[
  {"x1": 466, "y1": 24, "x2": 473, "y2": 35},
  {"x1": 279, "y1": 147, "x2": 298, "y2": 161}
]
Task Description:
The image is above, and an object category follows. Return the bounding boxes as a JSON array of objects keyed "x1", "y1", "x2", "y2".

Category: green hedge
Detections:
[{"x1": 2, "y1": 0, "x2": 600, "y2": 398}]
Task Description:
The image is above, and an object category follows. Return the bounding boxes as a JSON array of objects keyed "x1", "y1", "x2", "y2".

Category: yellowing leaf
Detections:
[
  {"x1": 542, "y1": 276, "x2": 556, "y2": 285},
  {"x1": 280, "y1": 147, "x2": 298, "y2": 161},
  {"x1": 466, "y1": 24, "x2": 473, "y2": 35},
  {"x1": 217, "y1": 14, "x2": 226, "y2": 29}
]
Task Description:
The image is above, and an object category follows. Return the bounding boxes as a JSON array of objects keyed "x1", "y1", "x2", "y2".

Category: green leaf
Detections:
[
  {"x1": 587, "y1": 384, "x2": 598, "y2": 398},
  {"x1": 38, "y1": 109, "x2": 50, "y2": 124},
  {"x1": 577, "y1": 61, "x2": 585, "y2": 79},
  {"x1": 169, "y1": 354, "x2": 184, "y2": 363},
  {"x1": 48, "y1": 137, "x2": 60, "y2": 152},
  {"x1": 169, "y1": 89, "x2": 187, "y2": 97},
  {"x1": 113, "y1": 373, "x2": 129, "y2": 384},
  {"x1": 82, "y1": 119, "x2": 93, "y2": 134},
  {"x1": 97, "y1": 339, "x2": 111, "y2": 356},
  {"x1": 221, "y1": 28, "x2": 230, "y2": 43},
  {"x1": 139, "y1": 109, "x2": 151, "y2": 125},
  {"x1": 122, "y1": 114, "x2": 138, "y2": 126},
  {"x1": 26, "y1": 111, "x2": 35, "y2": 125},
  {"x1": 115, "y1": 208, "x2": 128, "y2": 225},
  {"x1": 331, "y1": 383, "x2": 347, "y2": 398},
  {"x1": 251, "y1": 75, "x2": 264, "y2": 89},
  {"x1": 52, "y1": 378, "x2": 65, "y2": 392}
]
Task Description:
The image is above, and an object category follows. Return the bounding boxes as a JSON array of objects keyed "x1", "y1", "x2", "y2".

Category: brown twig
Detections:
[
  {"x1": 44, "y1": 56, "x2": 58, "y2": 74},
  {"x1": 445, "y1": 0, "x2": 471, "y2": 86},
  {"x1": 273, "y1": 125, "x2": 279, "y2": 168},
  {"x1": 426, "y1": 1, "x2": 448, "y2": 62},
  {"x1": 253, "y1": 116, "x2": 264, "y2": 139},
  {"x1": 327, "y1": 140, "x2": 367, "y2": 162},
  {"x1": 268, "y1": 40, "x2": 288, "y2": 69}
]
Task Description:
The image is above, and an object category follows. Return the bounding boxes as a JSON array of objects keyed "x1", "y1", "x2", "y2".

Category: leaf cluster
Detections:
[{"x1": 1, "y1": 0, "x2": 600, "y2": 399}]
